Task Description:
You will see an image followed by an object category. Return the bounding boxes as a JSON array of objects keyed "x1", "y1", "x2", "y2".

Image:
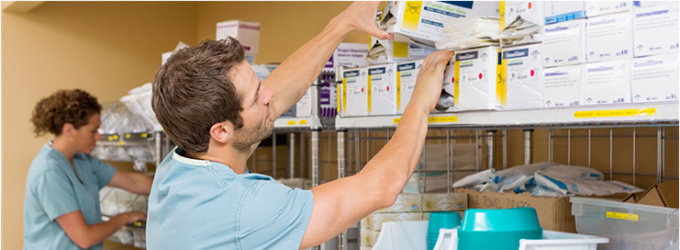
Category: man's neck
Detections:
[{"x1": 188, "y1": 146, "x2": 251, "y2": 174}]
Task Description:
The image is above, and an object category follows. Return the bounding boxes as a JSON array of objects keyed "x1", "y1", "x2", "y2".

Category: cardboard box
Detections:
[
  {"x1": 454, "y1": 46, "x2": 505, "y2": 111},
  {"x1": 341, "y1": 67, "x2": 368, "y2": 116},
  {"x1": 396, "y1": 60, "x2": 423, "y2": 114},
  {"x1": 276, "y1": 178, "x2": 312, "y2": 190},
  {"x1": 324, "y1": 43, "x2": 369, "y2": 73},
  {"x1": 500, "y1": 1, "x2": 544, "y2": 47},
  {"x1": 586, "y1": 1, "x2": 633, "y2": 17},
  {"x1": 544, "y1": 65, "x2": 585, "y2": 107},
  {"x1": 378, "y1": 1, "x2": 499, "y2": 46},
  {"x1": 367, "y1": 63, "x2": 397, "y2": 115},
  {"x1": 631, "y1": 53, "x2": 679, "y2": 103},
  {"x1": 623, "y1": 180, "x2": 679, "y2": 208},
  {"x1": 367, "y1": 38, "x2": 436, "y2": 65},
  {"x1": 502, "y1": 44, "x2": 544, "y2": 109},
  {"x1": 544, "y1": 1, "x2": 587, "y2": 24},
  {"x1": 543, "y1": 19, "x2": 587, "y2": 67},
  {"x1": 296, "y1": 87, "x2": 312, "y2": 118},
  {"x1": 586, "y1": 12, "x2": 633, "y2": 63},
  {"x1": 583, "y1": 59, "x2": 631, "y2": 105},
  {"x1": 456, "y1": 188, "x2": 576, "y2": 232},
  {"x1": 377, "y1": 193, "x2": 467, "y2": 213},
  {"x1": 633, "y1": 3, "x2": 680, "y2": 57},
  {"x1": 319, "y1": 72, "x2": 337, "y2": 118},
  {"x1": 215, "y1": 20, "x2": 260, "y2": 54}
]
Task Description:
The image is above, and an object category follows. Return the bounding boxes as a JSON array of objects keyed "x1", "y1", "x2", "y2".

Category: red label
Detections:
[
  {"x1": 528, "y1": 2, "x2": 532, "y2": 9},
  {"x1": 530, "y1": 69, "x2": 535, "y2": 77},
  {"x1": 361, "y1": 87, "x2": 364, "y2": 92},
  {"x1": 387, "y1": 86, "x2": 390, "y2": 91},
  {"x1": 479, "y1": 73, "x2": 483, "y2": 79},
  {"x1": 452, "y1": 77, "x2": 455, "y2": 83}
]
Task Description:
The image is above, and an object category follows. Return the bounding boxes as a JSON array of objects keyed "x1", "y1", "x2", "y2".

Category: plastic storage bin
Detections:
[
  {"x1": 570, "y1": 197, "x2": 679, "y2": 250},
  {"x1": 432, "y1": 228, "x2": 608, "y2": 250}
]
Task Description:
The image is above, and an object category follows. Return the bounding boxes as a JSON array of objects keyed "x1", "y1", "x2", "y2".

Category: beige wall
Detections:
[{"x1": 2, "y1": 2, "x2": 197, "y2": 249}]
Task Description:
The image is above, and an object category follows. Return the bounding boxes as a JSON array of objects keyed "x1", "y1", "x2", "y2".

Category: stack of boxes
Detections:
[
  {"x1": 216, "y1": 20, "x2": 260, "y2": 64},
  {"x1": 359, "y1": 193, "x2": 467, "y2": 249}
]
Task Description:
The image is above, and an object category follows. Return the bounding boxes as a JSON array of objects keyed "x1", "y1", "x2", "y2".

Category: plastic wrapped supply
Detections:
[
  {"x1": 452, "y1": 162, "x2": 645, "y2": 197},
  {"x1": 119, "y1": 83, "x2": 161, "y2": 131},
  {"x1": 435, "y1": 17, "x2": 500, "y2": 51},
  {"x1": 499, "y1": 16, "x2": 542, "y2": 47}
]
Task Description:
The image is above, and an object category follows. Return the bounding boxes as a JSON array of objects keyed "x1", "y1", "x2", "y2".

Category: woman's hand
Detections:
[{"x1": 410, "y1": 50, "x2": 455, "y2": 112}]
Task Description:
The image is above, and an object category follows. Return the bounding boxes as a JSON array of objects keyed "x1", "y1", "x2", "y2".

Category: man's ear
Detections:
[
  {"x1": 210, "y1": 121, "x2": 234, "y2": 144},
  {"x1": 62, "y1": 123, "x2": 74, "y2": 137}
]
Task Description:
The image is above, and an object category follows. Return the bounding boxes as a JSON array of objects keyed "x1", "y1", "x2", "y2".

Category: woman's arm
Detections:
[
  {"x1": 108, "y1": 171, "x2": 153, "y2": 195},
  {"x1": 56, "y1": 210, "x2": 146, "y2": 249}
]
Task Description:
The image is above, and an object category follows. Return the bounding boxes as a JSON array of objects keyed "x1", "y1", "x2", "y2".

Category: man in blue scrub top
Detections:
[{"x1": 148, "y1": 2, "x2": 455, "y2": 249}]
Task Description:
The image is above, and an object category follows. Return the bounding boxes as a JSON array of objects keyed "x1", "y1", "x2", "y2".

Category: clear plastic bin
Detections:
[{"x1": 570, "y1": 197, "x2": 679, "y2": 250}]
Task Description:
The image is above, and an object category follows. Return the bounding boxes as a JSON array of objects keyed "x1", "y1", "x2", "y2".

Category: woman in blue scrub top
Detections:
[{"x1": 24, "y1": 89, "x2": 153, "y2": 250}]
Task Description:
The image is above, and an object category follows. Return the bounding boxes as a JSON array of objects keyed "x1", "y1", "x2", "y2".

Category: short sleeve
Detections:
[
  {"x1": 238, "y1": 180, "x2": 314, "y2": 249},
  {"x1": 89, "y1": 156, "x2": 117, "y2": 189},
  {"x1": 35, "y1": 170, "x2": 80, "y2": 221}
]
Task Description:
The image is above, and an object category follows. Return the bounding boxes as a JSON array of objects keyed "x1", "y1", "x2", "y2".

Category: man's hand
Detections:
[
  {"x1": 410, "y1": 50, "x2": 455, "y2": 112},
  {"x1": 334, "y1": 1, "x2": 393, "y2": 40}
]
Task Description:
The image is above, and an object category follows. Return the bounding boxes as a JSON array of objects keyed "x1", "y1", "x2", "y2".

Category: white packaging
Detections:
[
  {"x1": 586, "y1": 1, "x2": 633, "y2": 17},
  {"x1": 295, "y1": 87, "x2": 313, "y2": 117},
  {"x1": 438, "y1": 58, "x2": 457, "y2": 113},
  {"x1": 583, "y1": 60, "x2": 631, "y2": 105},
  {"x1": 633, "y1": 1, "x2": 667, "y2": 8},
  {"x1": 544, "y1": 1, "x2": 587, "y2": 24},
  {"x1": 454, "y1": 46, "x2": 504, "y2": 111},
  {"x1": 379, "y1": 1, "x2": 499, "y2": 46},
  {"x1": 631, "y1": 53, "x2": 679, "y2": 103},
  {"x1": 586, "y1": 12, "x2": 633, "y2": 63},
  {"x1": 324, "y1": 43, "x2": 369, "y2": 73},
  {"x1": 501, "y1": 1, "x2": 544, "y2": 46},
  {"x1": 215, "y1": 20, "x2": 260, "y2": 54},
  {"x1": 367, "y1": 37, "x2": 436, "y2": 65},
  {"x1": 503, "y1": 44, "x2": 544, "y2": 109},
  {"x1": 396, "y1": 60, "x2": 423, "y2": 114},
  {"x1": 342, "y1": 67, "x2": 368, "y2": 116},
  {"x1": 633, "y1": 3, "x2": 680, "y2": 57},
  {"x1": 544, "y1": 65, "x2": 585, "y2": 107},
  {"x1": 543, "y1": 19, "x2": 587, "y2": 67},
  {"x1": 368, "y1": 63, "x2": 397, "y2": 115}
]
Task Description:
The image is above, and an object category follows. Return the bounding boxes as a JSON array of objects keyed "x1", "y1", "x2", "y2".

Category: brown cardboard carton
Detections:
[
  {"x1": 455, "y1": 188, "x2": 575, "y2": 232},
  {"x1": 634, "y1": 180, "x2": 679, "y2": 208}
]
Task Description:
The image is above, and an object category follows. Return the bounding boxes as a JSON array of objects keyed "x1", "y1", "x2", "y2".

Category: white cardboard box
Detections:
[
  {"x1": 368, "y1": 63, "x2": 398, "y2": 115},
  {"x1": 367, "y1": 37, "x2": 436, "y2": 65},
  {"x1": 543, "y1": 19, "x2": 587, "y2": 67},
  {"x1": 586, "y1": 12, "x2": 633, "y2": 63},
  {"x1": 379, "y1": 1, "x2": 499, "y2": 46},
  {"x1": 215, "y1": 20, "x2": 260, "y2": 54},
  {"x1": 324, "y1": 43, "x2": 369, "y2": 73},
  {"x1": 544, "y1": 1, "x2": 587, "y2": 24},
  {"x1": 454, "y1": 46, "x2": 504, "y2": 111},
  {"x1": 544, "y1": 65, "x2": 585, "y2": 107},
  {"x1": 438, "y1": 58, "x2": 457, "y2": 113},
  {"x1": 631, "y1": 54, "x2": 679, "y2": 103},
  {"x1": 586, "y1": 1, "x2": 633, "y2": 17},
  {"x1": 583, "y1": 60, "x2": 631, "y2": 105},
  {"x1": 501, "y1": 1, "x2": 544, "y2": 47},
  {"x1": 295, "y1": 87, "x2": 313, "y2": 118},
  {"x1": 503, "y1": 44, "x2": 544, "y2": 109},
  {"x1": 396, "y1": 60, "x2": 423, "y2": 114},
  {"x1": 342, "y1": 67, "x2": 369, "y2": 116},
  {"x1": 633, "y1": 3, "x2": 680, "y2": 57}
]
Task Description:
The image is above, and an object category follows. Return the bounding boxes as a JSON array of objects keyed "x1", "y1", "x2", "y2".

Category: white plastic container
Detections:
[
  {"x1": 570, "y1": 197, "x2": 680, "y2": 250},
  {"x1": 432, "y1": 228, "x2": 609, "y2": 250}
]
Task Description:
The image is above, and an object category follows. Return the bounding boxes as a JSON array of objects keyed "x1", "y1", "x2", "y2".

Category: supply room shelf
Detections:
[
  {"x1": 335, "y1": 102, "x2": 679, "y2": 129},
  {"x1": 274, "y1": 117, "x2": 323, "y2": 130}
]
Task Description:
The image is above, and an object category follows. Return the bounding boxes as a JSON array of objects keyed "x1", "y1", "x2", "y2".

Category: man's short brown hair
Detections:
[{"x1": 152, "y1": 38, "x2": 245, "y2": 153}]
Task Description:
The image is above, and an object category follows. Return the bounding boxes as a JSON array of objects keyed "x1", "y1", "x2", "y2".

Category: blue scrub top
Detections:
[
  {"x1": 147, "y1": 147, "x2": 314, "y2": 249},
  {"x1": 24, "y1": 144, "x2": 117, "y2": 250}
]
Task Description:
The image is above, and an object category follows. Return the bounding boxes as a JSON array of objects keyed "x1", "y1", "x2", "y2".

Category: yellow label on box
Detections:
[
  {"x1": 393, "y1": 41, "x2": 409, "y2": 58},
  {"x1": 287, "y1": 120, "x2": 296, "y2": 125},
  {"x1": 497, "y1": 48, "x2": 507, "y2": 106},
  {"x1": 342, "y1": 79, "x2": 347, "y2": 114},
  {"x1": 574, "y1": 108, "x2": 657, "y2": 118},
  {"x1": 141, "y1": 133, "x2": 148, "y2": 138},
  {"x1": 299, "y1": 120, "x2": 307, "y2": 125},
  {"x1": 606, "y1": 211, "x2": 639, "y2": 221},
  {"x1": 499, "y1": 1, "x2": 506, "y2": 30},
  {"x1": 403, "y1": 1, "x2": 423, "y2": 31},
  {"x1": 394, "y1": 116, "x2": 458, "y2": 124},
  {"x1": 367, "y1": 76, "x2": 372, "y2": 114}
]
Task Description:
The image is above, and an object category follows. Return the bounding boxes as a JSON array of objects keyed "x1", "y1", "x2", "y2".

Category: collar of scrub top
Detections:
[{"x1": 48, "y1": 141, "x2": 85, "y2": 184}]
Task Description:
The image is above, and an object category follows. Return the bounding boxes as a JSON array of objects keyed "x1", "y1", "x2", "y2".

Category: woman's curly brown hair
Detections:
[{"x1": 31, "y1": 89, "x2": 101, "y2": 137}]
